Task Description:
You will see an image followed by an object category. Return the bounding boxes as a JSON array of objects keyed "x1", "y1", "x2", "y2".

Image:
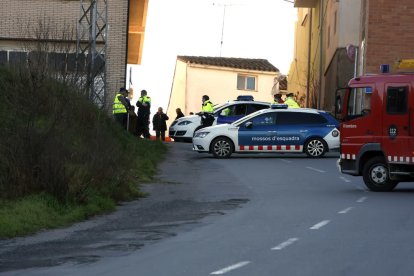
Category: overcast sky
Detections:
[{"x1": 127, "y1": 0, "x2": 297, "y2": 114}]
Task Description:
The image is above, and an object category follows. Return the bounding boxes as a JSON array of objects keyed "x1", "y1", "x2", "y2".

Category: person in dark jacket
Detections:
[
  {"x1": 136, "y1": 89, "x2": 151, "y2": 138},
  {"x1": 152, "y1": 107, "x2": 169, "y2": 141},
  {"x1": 175, "y1": 108, "x2": 185, "y2": 120}
]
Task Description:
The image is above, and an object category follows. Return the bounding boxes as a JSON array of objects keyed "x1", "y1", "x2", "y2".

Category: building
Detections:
[
  {"x1": 287, "y1": 1, "x2": 323, "y2": 109},
  {"x1": 322, "y1": 0, "x2": 361, "y2": 113},
  {"x1": 0, "y1": 0, "x2": 148, "y2": 112},
  {"x1": 359, "y1": 0, "x2": 414, "y2": 74},
  {"x1": 290, "y1": 0, "x2": 414, "y2": 113},
  {"x1": 166, "y1": 56, "x2": 279, "y2": 121}
]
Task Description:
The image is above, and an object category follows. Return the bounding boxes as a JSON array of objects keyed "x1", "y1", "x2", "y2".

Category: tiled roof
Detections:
[{"x1": 177, "y1": 56, "x2": 279, "y2": 72}]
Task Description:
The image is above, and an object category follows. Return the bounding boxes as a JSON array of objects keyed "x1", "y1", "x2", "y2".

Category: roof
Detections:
[{"x1": 177, "y1": 56, "x2": 279, "y2": 72}]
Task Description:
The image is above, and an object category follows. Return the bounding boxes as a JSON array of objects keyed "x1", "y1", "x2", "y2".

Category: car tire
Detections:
[
  {"x1": 362, "y1": 156, "x2": 398, "y2": 192},
  {"x1": 211, "y1": 137, "x2": 234, "y2": 158},
  {"x1": 304, "y1": 138, "x2": 326, "y2": 158}
]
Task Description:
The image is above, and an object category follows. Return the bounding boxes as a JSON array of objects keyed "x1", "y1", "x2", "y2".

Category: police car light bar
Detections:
[
  {"x1": 271, "y1": 104, "x2": 288, "y2": 109},
  {"x1": 236, "y1": 95, "x2": 254, "y2": 101}
]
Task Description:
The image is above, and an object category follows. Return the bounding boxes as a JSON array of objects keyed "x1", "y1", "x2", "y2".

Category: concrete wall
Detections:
[
  {"x1": 185, "y1": 65, "x2": 275, "y2": 114},
  {"x1": 167, "y1": 60, "x2": 276, "y2": 122},
  {"x1": 166, "y1": 60, "x2": 188, "y2": 122}
]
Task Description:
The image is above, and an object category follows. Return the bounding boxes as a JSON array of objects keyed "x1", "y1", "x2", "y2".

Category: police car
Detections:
[
  {"x1": 192, "y1": 105, "x2": 340, "y2": 158},
  {"x1": 169, "y1": 96, "x2": 271, "y2": 142}
]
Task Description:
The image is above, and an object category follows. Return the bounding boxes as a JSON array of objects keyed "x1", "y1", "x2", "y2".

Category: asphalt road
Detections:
[{"x1": 2, "y1": 143, "x2": 414, "y2": 275}]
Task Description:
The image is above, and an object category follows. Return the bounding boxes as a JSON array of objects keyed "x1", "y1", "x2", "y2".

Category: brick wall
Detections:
[
  {"x1": 365, "y1": 0, "x2": 414, "y2": 73},
  {"x1": 0, "y1": 0, "x2": 128, "y2": 112}
]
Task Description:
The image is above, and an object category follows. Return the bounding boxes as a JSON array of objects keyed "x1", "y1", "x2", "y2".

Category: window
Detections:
[
  {"x1": 347, "y1": 87, "x2": 372, "y2": 118},
  {"x1": 275, "y1": 111, "x2": 326, "y2": 125},
  {"x1": 221, "y1": 104, "x2": 247, "y2": 116},
  {"x1": 387, "y1": 87, "x2": 408, "y2": 114},
  {"x1": 251, "y1": 113, "x2": 276, "y2": 126},
  {"x1": 247, "y1": 104, "x2": 269, "y2": 114},
  {"x1": 9, "y1": 51, "x2": 27, "y2": 65},
  {"x1": 237, "y1": 75, "x2": 257, "y2": 91},
  {"x1": 0, "y1": 51, "x2": 7, "y2": 65}
]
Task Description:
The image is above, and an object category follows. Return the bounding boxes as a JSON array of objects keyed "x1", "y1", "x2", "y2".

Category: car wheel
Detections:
[
  {"x1": 304, "y1": 138, "x2": 326, "y2": 158},
  {"x1": 211, "y1": 137, "x2": 234, "y2": 158},
  {"x1": 362, "y1": 156, "x2": 398, "y2": 192}
]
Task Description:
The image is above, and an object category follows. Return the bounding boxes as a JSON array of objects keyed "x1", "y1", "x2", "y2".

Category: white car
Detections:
[
  {"x1": 193, "y1": 106, "x2": 340, "y2": 158},
  {"x1": 169, "y1": 98, "x2": 271, "y2": 142}
]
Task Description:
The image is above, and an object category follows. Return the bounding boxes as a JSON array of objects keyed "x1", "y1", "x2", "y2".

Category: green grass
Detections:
[{"x1": 0, "y1": 193, "x2": 116, "y2": 238}]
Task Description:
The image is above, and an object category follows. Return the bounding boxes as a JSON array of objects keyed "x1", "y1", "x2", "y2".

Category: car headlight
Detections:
[
  {"x1": 194, "y1": 132, "x2": 210, "y2": 138},
  {"x1": 178, "y1": 120, "x2": 192, "y2": 126},
  {"x1": 332, "y1": 130, "x2": 339, "y2": 137}
]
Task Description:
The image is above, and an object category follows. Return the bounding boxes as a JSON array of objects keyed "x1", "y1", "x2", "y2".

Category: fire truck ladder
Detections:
[{"x1": 76, "y1": 0, "x2": 108, "y2": 108}]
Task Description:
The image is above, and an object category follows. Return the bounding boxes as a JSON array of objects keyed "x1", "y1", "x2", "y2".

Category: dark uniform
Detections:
[{"x1": 136, "y1": 90, "x2": 151, "y2": 138}]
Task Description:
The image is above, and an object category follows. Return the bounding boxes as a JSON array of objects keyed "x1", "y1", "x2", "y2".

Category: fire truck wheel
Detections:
[
  {"x1": 362, "y1": 156, "x2": 398, "y2": 192},
  {"x1": 304, "y1": 138, "x2": 326, "y2": 158},
  {"x1": 211, "y1": 137, "x2": 234, "y2": 158}
]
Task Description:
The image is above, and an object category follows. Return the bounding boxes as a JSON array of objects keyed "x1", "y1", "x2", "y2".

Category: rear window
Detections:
[{"x1": 276, "y1": 112, "x2": 327, "y2": 125}]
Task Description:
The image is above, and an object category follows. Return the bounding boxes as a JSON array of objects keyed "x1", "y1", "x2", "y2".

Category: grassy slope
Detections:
[{"x1": 0, "y1": 67, "x2": 167, "y2": 238}]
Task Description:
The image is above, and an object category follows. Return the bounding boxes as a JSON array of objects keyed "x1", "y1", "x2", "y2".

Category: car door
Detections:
[
  {"x1": 381, "y1": 84, "x2": 411, "y2": 161},
  {"x1": 237, "y1": 112, "x2": 277, "y2": 151},
  {"x1": 272, "y1": 111, "x2": 309, "y2": 152}
]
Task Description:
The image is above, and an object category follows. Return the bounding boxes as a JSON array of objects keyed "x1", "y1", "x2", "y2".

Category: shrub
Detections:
[{"x1": 0, "y1": 66, "x2": 166, "y2": 204}]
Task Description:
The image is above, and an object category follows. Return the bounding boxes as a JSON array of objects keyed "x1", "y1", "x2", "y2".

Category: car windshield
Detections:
[
  {"x1": 232, "y1": 108, "x2": 269, "y2": 126},
  {"x1": 213, "y1": 103, "x2": 229, "y2": 112}
]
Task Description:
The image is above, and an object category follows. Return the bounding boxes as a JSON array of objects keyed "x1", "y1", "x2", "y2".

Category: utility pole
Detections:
[{"x1": 77, "y1": 0, "x2": 108, "y2": 108}]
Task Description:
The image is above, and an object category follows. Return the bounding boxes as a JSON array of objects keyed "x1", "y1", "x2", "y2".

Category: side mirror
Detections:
[
  {"x1": 245, "y1": 121, "x2": 253, "y2": 128},
  {"x1": 335, "y1": 95, "x2": 342, "y2": 114}
]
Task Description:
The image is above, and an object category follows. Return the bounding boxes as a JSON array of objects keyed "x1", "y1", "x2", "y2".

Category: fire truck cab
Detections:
[{"x1": 336, "y1": 63, "x2": 414, "y2": 191}]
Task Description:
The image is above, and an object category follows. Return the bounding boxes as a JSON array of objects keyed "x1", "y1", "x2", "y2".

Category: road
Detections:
[{"x1": 2, "y1": 143, "x2": 414, "y2": 275}]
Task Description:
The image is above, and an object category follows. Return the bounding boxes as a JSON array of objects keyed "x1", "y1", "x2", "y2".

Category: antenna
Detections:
[{"x1": 213, "y1": 2, "x2": 239, "y2": 57}]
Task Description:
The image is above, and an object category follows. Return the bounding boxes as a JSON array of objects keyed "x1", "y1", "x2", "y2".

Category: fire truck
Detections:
[{"x1": 336, "y1": 60, "x2": 414, "y2": 191}]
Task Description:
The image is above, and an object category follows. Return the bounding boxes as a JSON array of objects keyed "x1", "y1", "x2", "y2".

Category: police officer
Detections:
[
  {"x1": 201, "y1": 95, "x2": 214, "y2": 112},
  {"x1": 136, "y1": 89, "x2": 151, "y2": 138},
  {"x1": 113, "y1": 87, "x2": 130, "y2": 129},
  {"x1": 200, "y1": 95, "x2": 214, "y2": 127},
  {"x1": 273, "y1": 93, "x2": 284, "y2": 104},
  {"x1": 285, "y1": 92, "x2": 300, "y2": 108}
]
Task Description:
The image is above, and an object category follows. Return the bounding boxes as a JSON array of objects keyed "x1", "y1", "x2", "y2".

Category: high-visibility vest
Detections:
[
  {"x1": 113, "y1": 93, "x2": 127, "y2": 114},
  {"x1": 285, "y1": 97, "x2": 300, "y2": 108},
  {"x1": 138, "y1": 95, "x2": 151, "y2": 105},
  {"x1": 202, "y1": 100, "x2": 214, "y2": 112}
]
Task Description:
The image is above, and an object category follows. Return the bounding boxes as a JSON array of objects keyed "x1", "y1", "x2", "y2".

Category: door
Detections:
[
  {"x1": 237, "y1": 113, "x2": 277, "y2": 151},
  {"x1": 272, "y1": 112, "x2": 309, "y2": 152},
  {"x1": 382, "y1": 85, "x2": 411, "y2": 162}
]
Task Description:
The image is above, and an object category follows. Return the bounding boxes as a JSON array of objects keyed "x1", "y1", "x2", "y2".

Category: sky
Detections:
[{"x1": 127, "y1": 0, "x2": 297, "y2": 115}]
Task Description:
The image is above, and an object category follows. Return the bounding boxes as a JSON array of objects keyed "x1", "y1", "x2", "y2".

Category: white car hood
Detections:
[
  {"x1": 195, "y1": 123, "x2": 234, "y2": 133},
  {"x1": 176, "y1": 115, "x2": 200, "y2": 123}
]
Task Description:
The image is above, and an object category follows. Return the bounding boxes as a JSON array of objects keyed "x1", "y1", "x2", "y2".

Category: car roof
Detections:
[
  {"x1": 223, "y1": 100, "x2": 271, "y2": 105},
  {"x1": 262, "y1": 107, "x2": 322, "y2": 114}
]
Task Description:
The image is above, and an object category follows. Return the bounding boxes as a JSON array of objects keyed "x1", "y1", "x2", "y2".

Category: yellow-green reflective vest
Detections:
[
  {"x1": 202, "y1": 100, "x2": 214, "y2": 112},
  {"x1": 113, "y1": 93, "x2": 127, "y2": 114},
  {"x1": 138, "y1": 95, "x2": 151, "y2": 104},
  {"x1": 285, "y1": 97, "x2": 300, "y2": 108}
]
